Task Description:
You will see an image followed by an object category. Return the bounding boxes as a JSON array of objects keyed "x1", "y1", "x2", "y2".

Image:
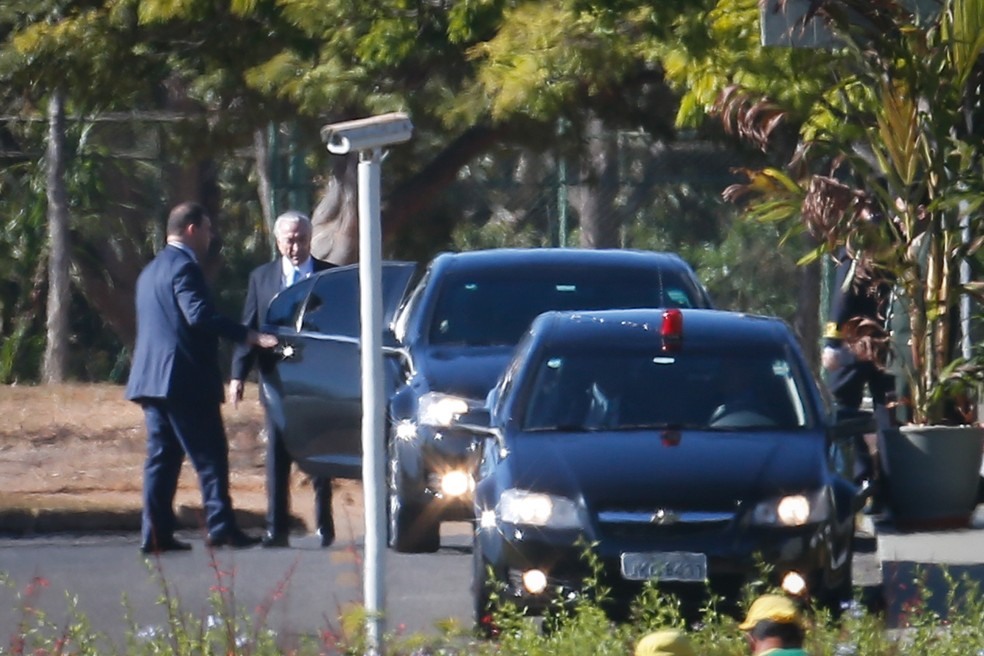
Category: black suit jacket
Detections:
[
  {"x1": 230, "y1": 257, "x2": 333, "y2": 382},
  {"x1": 126, "y1": 244, "x2": 248, "y2": 406}
]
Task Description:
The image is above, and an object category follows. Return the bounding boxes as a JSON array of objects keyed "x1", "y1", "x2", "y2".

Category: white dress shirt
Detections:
[{"x1": 281, "y1": 257, "x2": 314, "y2": 288}]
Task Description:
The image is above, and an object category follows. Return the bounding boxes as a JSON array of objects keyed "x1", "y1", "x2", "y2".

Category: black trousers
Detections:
[
  {"x1": 266, "y1": 415, "x2": 334, "y2": 538},
  {"x1": 829, "y1": 360, "x2": 895, "y2": 484}
]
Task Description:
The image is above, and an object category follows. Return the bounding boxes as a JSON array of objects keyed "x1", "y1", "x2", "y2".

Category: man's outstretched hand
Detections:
[{"x1": 247, "y1": 330, "x2": 278, "y2": 349}]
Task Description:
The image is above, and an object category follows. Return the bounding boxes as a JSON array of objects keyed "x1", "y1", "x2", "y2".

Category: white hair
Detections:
[{"x1": 273, "y1": 210, "x2": 312, "y2": 238}]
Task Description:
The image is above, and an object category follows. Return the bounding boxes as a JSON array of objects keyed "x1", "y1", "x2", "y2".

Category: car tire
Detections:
[
  {"x1": 473, "y1": 538, "x2": 500, "y2": 637},
  {"x1": 387, "y1": 441, "x2": 440, "y2": 553}
]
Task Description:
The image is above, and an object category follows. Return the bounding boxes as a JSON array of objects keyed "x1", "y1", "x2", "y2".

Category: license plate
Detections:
[{"x1": 620, "y1": 552, "x2": 707, "y2": 582}]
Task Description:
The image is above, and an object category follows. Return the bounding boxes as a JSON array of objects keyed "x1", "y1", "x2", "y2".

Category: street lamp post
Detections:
[{"x1": 320, "y1": 112, "x2": 413, "y2": 653}]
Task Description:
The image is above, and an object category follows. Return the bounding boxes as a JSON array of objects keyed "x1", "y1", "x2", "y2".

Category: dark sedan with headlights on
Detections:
[
  {"x1": 261, "y1": 249, "x2": 712, "y2": 553},
  {"x1": 468, "y1": 308, "x2": 871, "y2": 629}
]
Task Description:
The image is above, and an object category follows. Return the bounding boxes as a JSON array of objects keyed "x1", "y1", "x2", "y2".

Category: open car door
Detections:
[{"x1": 261, "y1": 262, "x2": 416, "y2": 478}]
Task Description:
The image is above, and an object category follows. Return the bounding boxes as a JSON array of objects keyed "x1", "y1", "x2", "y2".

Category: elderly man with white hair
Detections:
[{"x1": 229, "y1": 210, "x2": 337, "y2": 548}]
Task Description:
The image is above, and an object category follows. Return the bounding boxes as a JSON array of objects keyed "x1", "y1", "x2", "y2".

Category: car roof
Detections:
[
  {"x1": 429, "y1": 248, "x2": 696, "y2": 274},
  {"x1": 530, "y1": 308, "x2": 796, "y2": 352}
]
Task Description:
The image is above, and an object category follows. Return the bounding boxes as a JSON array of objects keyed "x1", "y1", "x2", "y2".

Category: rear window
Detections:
[
  {"x1": 428, "y1": 272, "x2": 703, "y2": 347},
  {"x1": 521, "y1": 349, "x2": 810, "y2": 432}
]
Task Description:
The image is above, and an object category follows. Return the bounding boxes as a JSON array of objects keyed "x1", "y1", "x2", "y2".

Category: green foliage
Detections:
[
  {"x1": 470, "y1": 3, "x2": 633, "y2": 121},
  {"x1": 719, "y1": 0, "x2": 984, "y2": 424},
  {"x1": 0, "y1": 0, "x2": 816, "y2": 385},
  {"x1": 653, "y1": 0, "x2": 840, "y2": 129},
  {"x1": 0, "y1": 158, "x2": 48, "y2": 383}
]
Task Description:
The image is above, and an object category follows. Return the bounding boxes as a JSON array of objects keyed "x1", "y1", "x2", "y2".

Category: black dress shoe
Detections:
[
  {"x1": 261, "y1": 533, "x2": 289, "y2": 548},
  {"x1": 206, "y1": 530, "x2": 261, "y2": 549},
  {"x1": 140, "y1": 537, "x2": 192, "y2": 554},
  {"x1": 318, "y1": 528, "x2": 335, "y2": 548}
]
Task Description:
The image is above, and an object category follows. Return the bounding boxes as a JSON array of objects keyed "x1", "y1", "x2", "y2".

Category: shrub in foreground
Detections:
[{"x1": 4, "y1": 562, "x2": 984, "y2": 655}]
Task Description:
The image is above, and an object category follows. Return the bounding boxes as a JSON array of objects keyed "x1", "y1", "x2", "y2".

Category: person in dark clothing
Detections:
[
  {"x1": 126, "y1": 202, "x2": 277, "y2": 553},
  {"x1": 229, "y1": 211, "x2": 337, "y2": 548},
  {"x1": 822, "y1": 250, "x2": 895, "y2": 512}
]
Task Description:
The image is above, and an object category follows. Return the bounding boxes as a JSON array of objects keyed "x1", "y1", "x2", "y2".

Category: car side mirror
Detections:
[
  {"x1": 449, "y1": 406, "x2": 492, "y2": 432},
  {"x1": 382, "y1": 339, "x2": 416, "y2": 377},
  {"x1": 451, "y1": 410, "x2": 507, "y2": 459}
]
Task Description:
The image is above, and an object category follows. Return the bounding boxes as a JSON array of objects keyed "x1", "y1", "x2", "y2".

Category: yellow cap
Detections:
[
  {"x1": 634, "y1": 629, "x2": 696, "y2": 656},
  {"x1": 738, "y1": 594, "x2": 803, "y2": 631}
]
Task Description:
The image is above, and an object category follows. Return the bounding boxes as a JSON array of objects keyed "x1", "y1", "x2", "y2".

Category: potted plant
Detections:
[{"x1": 720, "y1": 0, "x2": 984, "y2": 528}]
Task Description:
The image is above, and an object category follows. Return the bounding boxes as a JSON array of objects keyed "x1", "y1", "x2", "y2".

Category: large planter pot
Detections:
[{"x1": 883, "y1": 424, "x2": 984, "y2": 531}]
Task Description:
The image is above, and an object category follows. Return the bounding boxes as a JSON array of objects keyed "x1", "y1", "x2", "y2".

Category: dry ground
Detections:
[{"x1": 0, "y1": 383, "x2": 359, "y2": 534}]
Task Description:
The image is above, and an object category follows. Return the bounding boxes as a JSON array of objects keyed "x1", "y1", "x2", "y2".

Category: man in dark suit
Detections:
[
  {"x1": 126, "y1": 202, "x2": 277, "y2": 553},
  {"x1": 229, "y1": 210, "x2": 337, "y2": 548}
]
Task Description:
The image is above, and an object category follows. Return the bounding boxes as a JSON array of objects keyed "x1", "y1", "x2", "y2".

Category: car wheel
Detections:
[{"x1": 387, "y1": 441, "x2": 440, "y2": 553}]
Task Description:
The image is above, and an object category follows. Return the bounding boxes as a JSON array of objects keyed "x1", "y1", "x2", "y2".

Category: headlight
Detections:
[
  {"x1": 498, "y1": 489, "x2": 581, "y2": 529},
  {"x1": 418, "y1": 392, "x2": 470, "y2": 427},
  {"x1": 750, "y1": 490, "x2": 829, "y2": 526}
]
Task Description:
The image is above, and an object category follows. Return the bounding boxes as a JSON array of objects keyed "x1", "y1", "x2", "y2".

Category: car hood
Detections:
[
  {"x1": 505, "y1": 430, "x2": 827, "y2": 511},
  {"x1": 414, "y1": 345, "x2": 514, "y2": 400}
]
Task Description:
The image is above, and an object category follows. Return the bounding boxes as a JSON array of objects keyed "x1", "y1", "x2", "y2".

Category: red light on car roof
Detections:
[{"x1": 660, "y1": 309, "x2": 683, "y2": 351}]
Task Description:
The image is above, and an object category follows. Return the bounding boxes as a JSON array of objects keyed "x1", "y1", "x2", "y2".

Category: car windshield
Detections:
[
  {"x1": 428, "y1": 272, "x2": 702, "y2": 346},
  {"x1": 521, "y1": 348, "x2": 811, "y2": 432}
]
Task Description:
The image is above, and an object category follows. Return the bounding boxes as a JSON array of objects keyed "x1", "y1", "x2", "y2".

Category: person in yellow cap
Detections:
[
  {"x1": 634, "y1": 628, "x2": 696, "y2": 656},
  {"x1": 738, "y1": 594, "x2": 808, "y2": 655}
]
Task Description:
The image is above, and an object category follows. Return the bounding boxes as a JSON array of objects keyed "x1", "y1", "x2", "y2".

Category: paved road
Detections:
[
  {"x1": 0, "y1": 525, "x2": 473, "y2": 650},
  {"x1": 4, "y1": 502, "x2": 981, "y2": 647},
  {"x1": 0, "y1": 524, "x2": 883, "y2": 649}
]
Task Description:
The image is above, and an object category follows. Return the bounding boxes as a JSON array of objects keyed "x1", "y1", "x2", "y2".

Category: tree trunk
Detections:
[
  {"x1": 308, "y1": 124, "x2": 508, "y2": 264},
  {"x1": 311, "y1": 154, "x2": 359, "y2": 265},
  {"x1": 795, "y1": 252, "x2": 821, "y2": 370},
  {"x1": 254, "y1": 126, "x2": 276, "y2": 255},
  {"x1": 572, "y1": 117, "x2": 620, "y2": 249},
  {"x1": 42, "y1": 89, "x2": 70, "y2": 383}
]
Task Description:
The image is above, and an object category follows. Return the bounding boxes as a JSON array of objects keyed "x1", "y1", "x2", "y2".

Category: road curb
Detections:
[{"x1": 0, "y1": 507, "x2": 268, "y2": 537}]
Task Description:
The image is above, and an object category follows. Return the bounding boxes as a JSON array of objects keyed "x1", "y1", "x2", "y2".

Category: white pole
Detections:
[
  {"x1": 322, "y1": 111, "x2": 410, "y2": 654},
  {"x1": 358, "y1": 147, "x2": 386, "y2": 651}
]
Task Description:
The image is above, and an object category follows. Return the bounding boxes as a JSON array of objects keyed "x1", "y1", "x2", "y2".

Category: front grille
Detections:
[{"x1": 596, "y1": 509, "x2": 734, "y2": 540}]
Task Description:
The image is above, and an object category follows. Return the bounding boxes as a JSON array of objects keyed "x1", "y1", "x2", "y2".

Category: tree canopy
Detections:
[{"x1": 0, "y1": 0, "x2": 813, "y2": 382}]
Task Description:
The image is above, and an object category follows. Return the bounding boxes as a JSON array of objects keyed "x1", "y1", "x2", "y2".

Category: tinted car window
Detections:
[
  {"x1": 428, "y1": 272, "x2": 702, "y2": 347},
  {"x1": 298, "y1": 263, "x2": 416, "y2": 336},
  {"x1": 265, "y1": 277, "x2": 317, "y2": 329},
  {"x1": 301, "y1": 271, "x2": 360, "y2": 336},
  {"x1": 521, "y1": 349, "x2": 809, "y2": 431}
]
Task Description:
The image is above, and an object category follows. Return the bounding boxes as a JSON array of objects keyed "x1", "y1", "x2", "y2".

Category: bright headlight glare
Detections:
[
  {"x1": 394, "y1": 420, "x2": 417, "y2": 441},
  {"x1": 440, "y1": 470, "x2": 473, "y2": 497},
  {"x1": 777, "y1": 495, "x2": 811, "y2": 526},
  {"x1": 498, "y1": 489, "x2": 580, "y2": 528},
  {"x1": 751, "y1": 490, "x2": 828, "y2": 526},
  {"x1": 522, "y1": 569, "x2": 548, "y2": 595},
  {"x1": 418, "y1": 393, "x2": 469, "y2": 427},
  {"x1": 781, "y1": 571, "x2": 807, "y2": 596}
]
